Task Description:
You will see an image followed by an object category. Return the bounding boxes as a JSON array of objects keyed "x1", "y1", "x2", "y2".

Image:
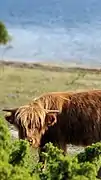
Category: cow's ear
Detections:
[
  {"x1": 45, "y1": 113, "x2": 58, "y2": 127},
  {"x1": 2, "y1": 108, "x2": 18, "y2": 124}
]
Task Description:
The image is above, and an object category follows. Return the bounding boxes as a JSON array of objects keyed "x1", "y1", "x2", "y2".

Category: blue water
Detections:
[{"x1": 0, "y1": 0, "x2": 101, "y2": 65}]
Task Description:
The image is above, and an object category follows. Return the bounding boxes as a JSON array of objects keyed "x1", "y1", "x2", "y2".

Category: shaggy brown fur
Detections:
[
  {"x1": 3, "y1": 90, "x2": 101, "y2": 160},
  {"x1": 33, "y1": 91, "x2": 75, "y2": 110},
  {"x1": 40, "y1": 90, "x2": 101, "y2": 153}
]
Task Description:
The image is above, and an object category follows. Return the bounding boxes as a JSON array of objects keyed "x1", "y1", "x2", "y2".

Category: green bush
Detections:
[
  {"x1": 37, "y1": 143, "x2": 99, "y2": 180},
  {"x1": 0, "y1": 116, "x2": 101, "y2": 180},
  {"x1": 0, "y1": 117, "x2": 39, "y2": 180}
]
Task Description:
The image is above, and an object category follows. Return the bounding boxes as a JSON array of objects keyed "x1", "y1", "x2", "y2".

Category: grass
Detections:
[{"x1": 0, "y1": 61, "x2": 101, "y2": 110}]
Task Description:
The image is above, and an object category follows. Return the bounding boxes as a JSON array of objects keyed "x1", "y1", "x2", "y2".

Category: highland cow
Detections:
[
  {"x1": 3, "y1": 90, "x2": 101, "y2": 160},
  {"x1": 3, "y1": 91, "x2": 74, "y2": 146}
]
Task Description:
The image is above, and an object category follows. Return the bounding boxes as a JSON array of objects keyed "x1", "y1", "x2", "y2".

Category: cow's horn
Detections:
[
  {"x1": 2, "y1": 108, "x2": 18, "y2": 113},
  {"x1": 45, "y1": 109, "x2": 60, "y2": 113}
]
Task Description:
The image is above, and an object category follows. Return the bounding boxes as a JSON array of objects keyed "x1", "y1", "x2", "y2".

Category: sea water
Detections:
[{"x1": 0, "y1": 0, "x2": 101, "y2": 67}]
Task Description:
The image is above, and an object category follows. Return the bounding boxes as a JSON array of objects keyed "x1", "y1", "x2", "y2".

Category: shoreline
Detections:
[{"x1": 0, "y1": 60, "x2": 101, "y2": 73}]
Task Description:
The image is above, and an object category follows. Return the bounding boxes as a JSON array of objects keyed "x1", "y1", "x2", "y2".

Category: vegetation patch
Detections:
[{"x1": 0, "y1": 116, "x2": 101, "y2": 179}]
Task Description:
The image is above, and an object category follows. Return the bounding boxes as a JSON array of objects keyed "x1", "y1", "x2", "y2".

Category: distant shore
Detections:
[{"x1": 0, "y1": 60, "x2": 101, "y2": 73}]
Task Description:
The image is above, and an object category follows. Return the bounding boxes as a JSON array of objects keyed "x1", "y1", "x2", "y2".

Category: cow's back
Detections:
[{"x1": 34, "y1": 91, "x2": 74, "y2": 111}]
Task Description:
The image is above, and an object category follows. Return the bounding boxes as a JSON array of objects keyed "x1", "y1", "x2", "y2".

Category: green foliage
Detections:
[
  {"x1": 77, "y1": 142, "x2": 101, "y2": 173},
  {"x1": 0, "y1": 116, "x2": 39, "y2": 180},
  {"x1": 37, "y1": 143, "x2": 101, "y2": 180},
  {"x1": 9, "y1": 140, "x2": 31, "y2": 166},
  {"x1": 9, "y1": 139, "x2": 36, "y2": 174},
  {"x1": 78, "y1": 142, "x2": 101, "y2": 163},
  {"x1": 0, "y1": 21, "x2": 11, "y2": 45},
  {"x1": 0, "y1": 117, "x2": 11, "y2": 162},
  {"x1": 0, "y1": 117, "x2": 11, "y2": 148},
  {"x1": 1, "y1": 116, "x2": 101, "y2": 179}
]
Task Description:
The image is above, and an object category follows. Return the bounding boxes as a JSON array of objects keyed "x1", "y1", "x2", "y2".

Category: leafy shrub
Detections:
[
  {"x1": 0, "y1": 116, "x2": 101, "y2": 179},
  {"x1": 37, "y1": 143, "x2": 99, "y2": 180},
  {"x1": 0, "y1": 117, "x2": 39, "y2": 180}
]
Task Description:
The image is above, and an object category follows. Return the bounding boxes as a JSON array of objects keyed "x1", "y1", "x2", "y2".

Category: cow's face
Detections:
[
  {"x1": 26, "y1": 110, "x2": 59, "y2": 148},
  {"x1": 3, "y1": 108, "x2": 59, "y2": 148}
]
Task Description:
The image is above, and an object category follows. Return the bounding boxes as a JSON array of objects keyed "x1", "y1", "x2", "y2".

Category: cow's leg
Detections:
[
  {"x1": 57, "y1": 141, "x2": 67, "y2": 155},
  {"x1": 38, "y1": 130, "x2": 52, "y2": 163},
  {"x1": 38, "y1": 146, "x2": 45, "y2": 163},
  {"x1": 63, "y1": 144, "x2": 68, "y2": 156}
]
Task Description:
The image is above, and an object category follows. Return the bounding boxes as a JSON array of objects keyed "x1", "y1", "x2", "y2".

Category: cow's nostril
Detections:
[{"x1": 28, "y1": 139, "x2": 33, "y2": 145}]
